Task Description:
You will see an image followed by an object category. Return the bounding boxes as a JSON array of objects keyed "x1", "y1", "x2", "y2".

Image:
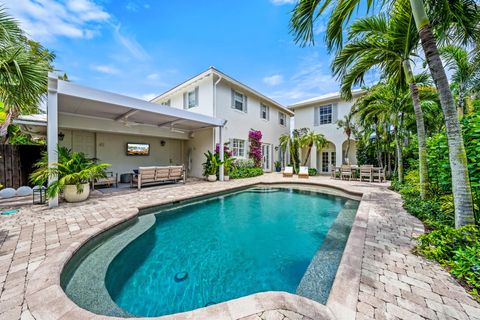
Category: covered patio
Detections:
[{"x1": 16, "y1": 74, "x2": 227, "y2": 208}]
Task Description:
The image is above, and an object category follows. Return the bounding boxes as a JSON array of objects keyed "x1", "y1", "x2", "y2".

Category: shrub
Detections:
[
  {"x1": 414, "y1": 225, "x2": 480, "y2": 265},
  {"x1": 451, "y1": 244, "x2": 480, "y2": 297},
  {"x1": 234, "y1": 158, "x2": 255, "y2": 169},
  {"x1": 230, "y1": 167, "x2": 263, "y2": 179},
  {"x1": 308, "y1": 168, "x2": 317, "y2": 176},
  {"x1": 248, "y1": 129, "x2": 263, "y2": 167}
]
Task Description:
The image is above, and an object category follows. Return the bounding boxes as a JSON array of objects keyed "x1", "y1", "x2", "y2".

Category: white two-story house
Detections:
[
  {"x1": 152, "y1": 67, "x2": 293, "y2": 177},
  {"x1": 289, "y1": 90, "x2": 365, "y2": 173}
]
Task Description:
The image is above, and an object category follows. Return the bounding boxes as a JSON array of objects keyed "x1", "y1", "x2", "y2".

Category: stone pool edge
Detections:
[{"x1": 25, "y1": 181, "x2": 367, "y2": 320}]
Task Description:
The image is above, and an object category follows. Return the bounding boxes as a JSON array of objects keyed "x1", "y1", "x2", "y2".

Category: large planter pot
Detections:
[
  {"x1": 275, "y1": 167, "x2": 281, "y2": 173},
  {"x1": 224, "y1": 176, "x2": 230, "y2": 181},
  {"x1": 63, "y1": 183, "x2": 90, "y2": 203},
  {"x1": 207, "y1": 175, "x2": 217, "y2": 182}
]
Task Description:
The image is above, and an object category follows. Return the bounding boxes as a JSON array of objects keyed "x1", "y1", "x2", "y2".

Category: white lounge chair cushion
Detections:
[{"x1": 299, "y1": 167, "x2": 309, "y2": 174}]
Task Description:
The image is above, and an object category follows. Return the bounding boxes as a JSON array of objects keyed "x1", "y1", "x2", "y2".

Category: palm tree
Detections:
[
  {"x1": 0, "y1": 8, "x2": 52, "y2": 143},
  {"x1": 331, "y1": 0, "x2": 430, "y2": 198},
  {"x1": 353, "y1": 82, "x2": 414, "y2": 183},
  {"x1": 336, "y1": 113, "x2": 355, "y2": 164},
  {"x1": 300, "y1": 129, "x2": 327, "y2": 166},
  {"x1": 440, "y1": 45, "x2": 480, "y2": 116},
  {"x1": 279, "y1": 130, "x2": 301, "y2": 169},
  {"x1": 290, "y1": 0, "x2": 477, "y2": 227}
]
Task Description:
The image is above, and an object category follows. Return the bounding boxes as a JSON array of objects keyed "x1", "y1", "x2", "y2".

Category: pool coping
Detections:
[{"x1": 25, "y1": 181, "x2": 369, "y2": 320}]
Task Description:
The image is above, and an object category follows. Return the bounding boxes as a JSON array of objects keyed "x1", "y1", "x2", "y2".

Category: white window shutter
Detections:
[
  {"x1": 332, "y1": 103, "x2": 338, "y2": 122},
  {"x1": 231, "y1": 89, "x2": 235, "y2": 109},
  {"x1": 194, "y1": 86, "x2": 199, "y2": 107},
  {"x1": 267, "y1": 106, "x2": 270, "y2": 121},
  {"x1": 183, "y1": 92, "x2": 187, "y2": 109},
  {"x1": 260, "y1": 104, "x2": 263, "y2": 118},
  {"x1": 244, "y1": 95, "x2": 248, "y2": 113},
  {"x1": 314, "y1": 107, "x2": 319, "y2": 126}
]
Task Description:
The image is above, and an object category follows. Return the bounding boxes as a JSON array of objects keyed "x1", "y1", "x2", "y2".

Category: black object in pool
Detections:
[
  {"x1": 174, "y1": 271, "x2": 188, "y2": 282},
  {"x1": 204, "y1": 301, "x2": 216, "y2": 307}
]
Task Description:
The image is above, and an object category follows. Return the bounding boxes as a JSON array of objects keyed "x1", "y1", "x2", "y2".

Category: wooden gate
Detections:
[{"x1": 0, "y1": 145, "x2": 45, "y2": 188}]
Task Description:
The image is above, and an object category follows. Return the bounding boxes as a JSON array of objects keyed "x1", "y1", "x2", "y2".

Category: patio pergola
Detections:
[{"x1": 43, "y1": 74, "x2": 226, "y2": 208}]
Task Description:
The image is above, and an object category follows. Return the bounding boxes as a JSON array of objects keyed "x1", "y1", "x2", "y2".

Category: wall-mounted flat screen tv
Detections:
[{"x1": 126, "y1": 143, "x2": 150, "y2": 156}]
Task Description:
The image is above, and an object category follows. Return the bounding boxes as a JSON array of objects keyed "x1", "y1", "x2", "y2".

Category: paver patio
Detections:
[{"x1": 0, "y1": 174, "x2": 479, "y2": 320}]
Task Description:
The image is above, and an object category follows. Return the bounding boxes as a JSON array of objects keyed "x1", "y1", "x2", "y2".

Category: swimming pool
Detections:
[{"x1": 61, "y1": 185, "x2": 359, "y2": 318}]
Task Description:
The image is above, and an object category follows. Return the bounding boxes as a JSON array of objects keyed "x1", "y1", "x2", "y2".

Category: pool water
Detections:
[{"x1": 100, "y1": 187, "x2": 356, "y2": 317}]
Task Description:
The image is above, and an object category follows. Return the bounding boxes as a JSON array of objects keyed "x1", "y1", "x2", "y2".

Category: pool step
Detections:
[{"x1": 295, "y1": 200, "x2": 358, "y2": 304}]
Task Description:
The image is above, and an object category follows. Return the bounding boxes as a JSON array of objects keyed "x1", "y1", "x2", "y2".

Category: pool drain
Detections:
[{"x1": 174, "y1": 271, "x2": 188, "y2": 282}]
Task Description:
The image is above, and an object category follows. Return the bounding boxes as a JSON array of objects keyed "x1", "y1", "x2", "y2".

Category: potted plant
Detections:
[
  {"x1": 274, "y1": 161, "x2": 282, "y2": 172},
  {"x1": 223, "y1": 157, "x2": 235, "y2": 181},
  {"x1": 202, "y1": 151, "x2": 223, "y2": 182},
  {"x1": 30, "y1": 147, "x2": 110, "y2": 203}
]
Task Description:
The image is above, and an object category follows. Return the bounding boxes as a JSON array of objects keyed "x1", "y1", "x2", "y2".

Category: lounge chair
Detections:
[
  {"x1": 298, "y1": 166, "x2": 309, "y2": 178},
  {"x1": 372, "y1": 167, "x2": 385, "y2": 182},
  {"x1": 283, "y1": 166, "x2": 293, "y2": 177},
  {"x1": 359, "y1": 165, "x2": 373, "y2": 182},
  {"x1": 340, "y1": 165, "x2": 352, "y2": 181},
  {"x1": 92, "y1": 171, "x2": 118, "y2": 189}
]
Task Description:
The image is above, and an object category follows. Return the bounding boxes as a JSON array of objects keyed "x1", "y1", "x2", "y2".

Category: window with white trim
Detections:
[
  {"x1": 279, "y1": 112, "x2": 286, "y2": 126},
  {"x1": 232, "y1": 89, "x2": 247, "y2": 112},
  {"x1": 260, "y1": 104, "x2": 269, "y2": 120},
  {"x1": 161, "y1": 99, "x2": 170, "y2": 106},
  {"x1": 183, "y1": 87, "x2": 199, "y2": 109},
  {"x1": 231, "y1": 139, "x2": 246, "y2": 157},
  {"x1": 318, "y1": 104, "x2": 332, "y2": 124}
]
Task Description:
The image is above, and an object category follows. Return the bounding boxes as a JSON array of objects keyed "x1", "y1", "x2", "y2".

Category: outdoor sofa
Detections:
[{"x1": 132, "y1": 165, "x2": 185, "y2": 190}]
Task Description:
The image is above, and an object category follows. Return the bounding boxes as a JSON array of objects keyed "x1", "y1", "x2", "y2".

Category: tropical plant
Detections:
[
  {"x1": 30, "y1": 147, "x2": 110, "y2": 198},
  {"x1": 290, "y1": 0, "x2": 478, "y2": 227},
  {"x1": 223, "y1": 157, "x2": 235, "y2": 176},
  {"x1": 332, "y1": 1, "x2": 431, "y2": 198},
  {"x1": 202, "y1": 151, "x2": 223, "y2": 176},
  {"x1": 0, "y1": 8, "x2": 54, "y2": 143},
  {"x1": 299, "y1": 129, "x2": 327, "y2": 166},
  {"x1": 336, "y1": 113, "x2": 356, "y2": 164},
  {"x1": 440, "y1": 45, "x2": 480, "y2": 116},
  {"x1": 248, "y1": 129, "x2": 263, "y2": 167},
  {"x1": 274, "y1": 161, "x2": 282, "y2": 170},
  {"x1": 279, "y1": 129, "x2": 302, "y2": 170}
]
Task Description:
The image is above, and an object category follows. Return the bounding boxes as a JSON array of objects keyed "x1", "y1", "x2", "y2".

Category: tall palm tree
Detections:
[
  {"x1": 331, "y1": 1, "x2": 431, "y2": 197},
  {"x1": 300, "y1": 129, "x2": 327, "y2": 166},
  {"x1": 353, "y1": 82, "x2": 414, "y2": 183},
  {"x1": 0, "y1": 8, "x2": 52, "y2": 143},
  {"x1": 279, "y1": 130, "x2": 302, "y2": 169},
  {"x1": 290, "y1": 0, "x2": 477, "y2": 227},
  {"x1": 440, "y1": 45, "x2": 480, "y2": 116},
  {"x1": 336, "y1": 113, "x2": 355, "y2": 164}
]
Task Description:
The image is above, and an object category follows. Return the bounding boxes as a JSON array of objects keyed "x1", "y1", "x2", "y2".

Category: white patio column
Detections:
[
  {"x1": 335, "y1": 142, "x2": 343, "y2": 167},
  {"x1": 47, "y1": 75, "x2": 59, "y2": 208},
  {"x1": 218, "y1": 125, "x2": 224, "y2": 181},
  {"x1": 310, "y1": 144, "x2": 318, "y2": 169}
]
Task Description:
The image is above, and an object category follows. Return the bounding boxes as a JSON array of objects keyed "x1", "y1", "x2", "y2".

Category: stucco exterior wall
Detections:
[
  {"x1": 58, "y1": 129, "x2": 186, "y2": 179},
  {"x1": 293, "y1": 97, "x2": 359, "y2": 169}
]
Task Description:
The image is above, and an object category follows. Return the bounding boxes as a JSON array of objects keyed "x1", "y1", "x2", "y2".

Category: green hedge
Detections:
[{"x1": 230, "y1": 167, "x2": 263, "y2": 179}]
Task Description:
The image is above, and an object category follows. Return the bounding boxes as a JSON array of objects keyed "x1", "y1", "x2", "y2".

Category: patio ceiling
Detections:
[{"x1": 55, "y1": 79, "x2": 226, "y2": 131}]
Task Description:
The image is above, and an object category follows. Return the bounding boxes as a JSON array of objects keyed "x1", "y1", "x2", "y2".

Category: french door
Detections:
[{"x1": 261, "y1": 144, "x2": 271, "y2": 172}]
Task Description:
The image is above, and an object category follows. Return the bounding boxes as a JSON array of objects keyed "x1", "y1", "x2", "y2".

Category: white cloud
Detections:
[
  {"x1": 263, "y1": 74, "x2": 284, "y2": 86},
  {"x1": 269, "y1": 52, "x2": 339, "y2": 104},
  {"x1": 147, "y1": 73, "x2": 159, "y2": 80},
  {"x1": 270, "y1": 0, "x2": 296, "y2": 5},
  {"x1": 4, "y1": 0, "x2": 110, "y2": 41},
  {"x1": 91, "y1": 64, "x2": 120, "y2": 75},
  {"x1": 113, "y1": 24, "x2": 149, "y2": 61}
]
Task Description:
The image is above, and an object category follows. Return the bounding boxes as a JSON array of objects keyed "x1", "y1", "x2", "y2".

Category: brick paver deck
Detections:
[{"x1": 0, "y1": 174, "x2": 478, "y2": 320}]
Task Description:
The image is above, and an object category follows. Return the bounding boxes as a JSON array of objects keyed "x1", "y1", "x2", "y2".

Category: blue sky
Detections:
[{"x1": 4, "y1": 0, "x2": 376, "y2": 105}]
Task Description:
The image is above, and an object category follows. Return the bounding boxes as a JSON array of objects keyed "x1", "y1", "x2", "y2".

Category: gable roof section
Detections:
[
  {"x1": 151, "y1": 67, "x2": 294, "y2": 116},
  {"x1": 288, "y1": 89, "x2": 366, "y2": 110}
]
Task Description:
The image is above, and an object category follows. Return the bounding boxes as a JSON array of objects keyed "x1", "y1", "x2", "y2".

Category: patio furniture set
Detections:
[
  {"x1": 331, "y1": 164, "x2": 385, "y2": 182},
  {"x1": 92, "y1": 165, "x2": 186, "y2": 190}
]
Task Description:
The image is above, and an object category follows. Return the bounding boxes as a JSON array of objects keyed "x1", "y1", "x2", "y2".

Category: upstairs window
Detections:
[
  {"x1": 231, "y1": 89, "x2": 247, "y2": 112},
  {"x1": 231, "y1": 139, "x2": 246, "y2": 157},
  {"x1": 315, "y1": 104, "x2": 333, "y2": 125},
  {"x1": 260, "y1": 104, "x2": 270, "y2": 120},
  {"x1": 279, "y1": 112, "x2": 286, "y2": 126},
  {"x1": 161, "y1": 99, "x2": 171, "y2": 106},
  {"x1": 183, "y1": 87, "x2": 199, "y2": 109}
]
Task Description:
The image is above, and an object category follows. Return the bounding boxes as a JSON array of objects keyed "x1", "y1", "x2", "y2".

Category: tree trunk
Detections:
[
  {"x1": 303, "y1": 144, "x2": 312, "y2": 166},
  {"x1": 395, "y1": 130, "x2": 404, "y2": 184},
  {"x1": 346, "y1": 135, "x2": 351, "y2": 162},
  {"x1": 416, "y1": 21, "x2": 474, "y2": 226}
]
